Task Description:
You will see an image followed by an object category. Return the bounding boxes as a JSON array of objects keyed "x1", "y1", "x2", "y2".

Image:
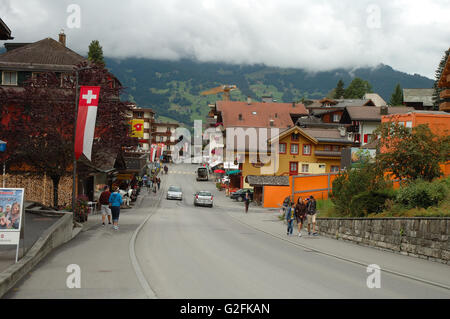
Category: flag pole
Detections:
[{"x1": 72, "y1": 70, "x2": 79, "y2": 220}]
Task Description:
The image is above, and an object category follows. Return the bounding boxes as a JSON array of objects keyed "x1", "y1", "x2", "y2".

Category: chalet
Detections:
[
  {"x1": 151, "y1": 122, "x2": 180, "y2": 163},
  {"x1": 402, "y1": 88, "x2": 434, "y2": 110},
  {"x1": 308, "y1": 98, "x2": 375, "y2": 124}
]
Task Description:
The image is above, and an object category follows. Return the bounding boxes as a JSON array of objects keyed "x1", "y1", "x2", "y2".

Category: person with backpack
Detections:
[
  {"x1": 109, "y1": 187, "x2": 123, "y2": 231},
  {"x1": 285, "y1": 202, "x2": 295, "y2": 236},
  {"x1": 306, "y1": 195, "x2": 318, "y2": 236},
  {"x1": 295, "y1": 197, "x2": 307, "y2": 237}
]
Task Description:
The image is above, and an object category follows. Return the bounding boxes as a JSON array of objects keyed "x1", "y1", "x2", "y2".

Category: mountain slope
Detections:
[{"x1": 105, "y1": 58, "x2": 434, "y2": 126}]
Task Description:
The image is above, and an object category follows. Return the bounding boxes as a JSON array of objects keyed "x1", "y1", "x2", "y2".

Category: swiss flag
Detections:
[{"x1": 75, "y1": 86, "x2": 101, "y2": 161}]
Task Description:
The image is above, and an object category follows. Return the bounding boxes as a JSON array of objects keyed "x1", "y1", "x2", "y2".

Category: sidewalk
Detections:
[
  {"x1": 0, "y1": 209, "x2": 61, "y2": 273},
  {"x1": 225, "y1": 209, "x2": 450, "y2": 288}
]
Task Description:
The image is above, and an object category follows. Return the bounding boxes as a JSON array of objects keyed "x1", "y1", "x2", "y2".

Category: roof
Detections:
[
  {"x1": 0, "y1": 18, "x2": 13, "y2": 40},
  {"x1": 245, "y1": 175, "x2": 290, "y2": 186},
  {"x1": 344, "y1": 106, "x2": 415, "y2": 121},
  {"x1": 402, "y1": 89, "x2": 434, "y2": 106},
  {"x1": 0, "y1": 38, "x2": 86, "y2": 71},
  {"x1": 216, "y1": 101, "x2": 308, "y2": 129},
  {"x1": 361, "y1": 138, "x2": 380, "y2": 150},
  {"x1": 364, "y1": 93, "x2": 387, "y2": 106},
  {"x1": 302, "y1": 127, "x2": 354, "y2": 144},
  {"x1": 334, "y1": 99, "x2": 374, "y2": 108}
]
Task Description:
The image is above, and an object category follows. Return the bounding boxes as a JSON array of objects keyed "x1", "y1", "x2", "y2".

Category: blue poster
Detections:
[{"x1": 0, "y1": 189, "x2": 24, "y2": 233}]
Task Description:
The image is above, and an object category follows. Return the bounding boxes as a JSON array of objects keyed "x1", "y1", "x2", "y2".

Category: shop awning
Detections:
[{"x1": 226, "y1": 170, "x2": 241, "y2": 175}]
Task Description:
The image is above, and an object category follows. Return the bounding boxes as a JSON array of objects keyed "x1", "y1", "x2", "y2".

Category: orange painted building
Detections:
[{"x1": 382, "y1": 111, "x2": 450, "y2": 136}]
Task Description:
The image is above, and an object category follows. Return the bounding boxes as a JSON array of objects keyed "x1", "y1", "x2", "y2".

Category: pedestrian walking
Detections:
[
  {"x1": 244, "y1": 190, "x2": 250, "y2": 213},
  {"x1": 306, "y1": 195, "x2": 318, "y2": 236},
  {"x1": 157, "y1": 177, "x2": 161, "y2": 190},
  {"x1": 109, "y1": 187, "x2": 123, "y2": 231},
  {"x1": 99, "y1": 186, "x2": 112, "y2": 226},
  {"x1": 143, "y1": 175, "x2": 148, "y2": 188},
  {"x1": 285, "y1": 202, "x2": 295, "y2": 236},
  {"x1": 295, "y1": 197, "x2": 307, "y2": 237}
]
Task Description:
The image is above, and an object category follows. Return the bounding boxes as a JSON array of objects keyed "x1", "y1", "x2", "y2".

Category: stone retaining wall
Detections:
[{"x1": 316, "y1": 218, "x2": 450, "y2": 264}]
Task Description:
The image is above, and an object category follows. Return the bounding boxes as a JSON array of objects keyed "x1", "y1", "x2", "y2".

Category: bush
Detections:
[
  {"x1": 349, "y1": 189, "x2": 397, "y2": 217},
  {"x1": 396, "y1": 179, "x2": 448, "y2": 209}
]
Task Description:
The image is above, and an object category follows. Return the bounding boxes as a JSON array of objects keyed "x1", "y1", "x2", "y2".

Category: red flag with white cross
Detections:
[{"x1": 74, "y1": 86, "x2": 101, "y2": 161}]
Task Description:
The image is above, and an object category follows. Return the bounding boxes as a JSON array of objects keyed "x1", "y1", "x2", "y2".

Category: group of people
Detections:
[
  {"x1": 143, "y1": 174, "x2": 161, "y2": 194},
  {"x1": 285, "y1": 195, "x2": 318, "y2": 237},
  {"x1": 0, "y1": 202, "x2": 21, "y2": 230},
  {"x1": 98, "y1": 186, "x2": 123, "y2": 231}
]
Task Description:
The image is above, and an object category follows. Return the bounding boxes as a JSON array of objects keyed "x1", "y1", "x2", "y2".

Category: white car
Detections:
[{"x1": 167, "y1": 186, "x2": 183, "y2": 201}]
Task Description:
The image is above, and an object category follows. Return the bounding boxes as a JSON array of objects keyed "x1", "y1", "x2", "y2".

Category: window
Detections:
[
  {"x1": 279, "y1": 143, "x2": 287, "y2": 154},
  {"x1": 301, "y1": 164, "x2": 309, "y2": 173},
  {"x1": 406, "y1": 121, "x2": 413, "y2": 128},
  {"x1": 333, "y1": 114, "x2": 341, "y2": 122},
  {"x1": 354, "y1": 133, "x2": 361, "y2": 143},
  {"x1": 291, "y1": 133, "x2": 300, "y2": 141},
  {"x1": 289, "y1": 162, "x2": 298, "y2": 175},
  {"x1": 332, "y1": 145, "x2": 340, "y2": 152},
  {"x1": 324, "y1": 145, "x2": 332, "y2": 151},
  {"x1": 2, "y1": 71, "x2": 17, "y2": 85},
  {"x1": 302, "y1": 144, "x2": 311, "y2": 155},
  {"x1": 331, "y1": 166, "x2": 340, "y2": 172},
  {"x1": 363, "y1": 134, "x2": 371, "y2": 144},
  {"x1": 290, "y1": 143, "x2": 299, "y2": 155}
]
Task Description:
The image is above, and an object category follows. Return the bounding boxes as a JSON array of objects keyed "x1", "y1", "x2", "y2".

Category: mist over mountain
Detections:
[{"x1": 105, "y1": 58, "x2": 434, "y2": 126}]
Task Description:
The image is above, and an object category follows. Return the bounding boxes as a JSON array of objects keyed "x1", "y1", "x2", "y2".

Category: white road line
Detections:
[{"x1": 129, "y1": 182, "x2": 165, "y2": 299}]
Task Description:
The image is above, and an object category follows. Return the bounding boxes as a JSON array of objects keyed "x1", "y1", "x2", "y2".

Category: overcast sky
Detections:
[{"x1": 1, "y1": 0, "x2": 449, "y2": 78}]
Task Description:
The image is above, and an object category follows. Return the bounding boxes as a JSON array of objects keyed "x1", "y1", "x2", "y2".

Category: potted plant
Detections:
[{"x1": 74, "y1": 195, "x2": 90, "y2": 223}]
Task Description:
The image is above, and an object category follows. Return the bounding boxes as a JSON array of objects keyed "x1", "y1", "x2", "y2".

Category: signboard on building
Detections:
[
  {"x1": 0, "y1": 188, "x2": 24, "y2": 247},
  {"x1": 130, "y1": 119, "x2": 145, "y2": 138}
]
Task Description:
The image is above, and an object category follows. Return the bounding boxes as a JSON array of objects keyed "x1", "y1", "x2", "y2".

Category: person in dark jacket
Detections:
[
  {"x1": 306, "y1": 196, "x2": 318, "y2": 236},
  {"x1": 244, "y1": 190, "x2": 251, "y2": 213},
  {"x1": 109, "y1": 187, "x2": 123, "y2": 231},
  {"x1": 295, "y1": 197, "x2": 307, "y2": 237},
  {"x1": 285, "y1": 202, "x2": 295, "y2": 236}
]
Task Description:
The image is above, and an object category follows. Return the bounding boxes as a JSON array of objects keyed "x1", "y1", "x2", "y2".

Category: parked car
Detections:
[
  {"x1": 194, "y1": 191, "x2": 214, "y2": 208},
  {"x1": 230, "y1": 189, "x2": 254, "y2": 202},
  {"x1": 167, "y1": 186, "x2": 183, "y2": 201}
]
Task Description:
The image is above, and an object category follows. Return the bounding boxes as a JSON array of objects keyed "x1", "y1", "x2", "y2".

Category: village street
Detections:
[{"x1": 4, "y1": 164, "x2": 450, "y2": 299}]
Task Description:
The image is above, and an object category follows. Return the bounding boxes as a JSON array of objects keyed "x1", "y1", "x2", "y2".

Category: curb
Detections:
[{"x1": 0, "y1": 212, "x2": 77, "y2": 298}]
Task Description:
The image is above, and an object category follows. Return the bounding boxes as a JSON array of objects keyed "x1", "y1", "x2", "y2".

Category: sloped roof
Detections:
[
  {"x1": 402, "y1": 89, "x2": 434, "y2": 106},
  {"x1": 302, "y1": 127, "x2": 354, "y2": 144},
  {"x1": 246, "y1": 175, "x2": 290, "y2": 186},
  {"x1": 334, "y1": 99, "x2": 374, "y2": 108},
  {"x1": 217, "y1": 101, "x2": 308, "y2": 128},
  {"x1": 364, "y1": 93, "x2": 387, "y2": 106},
  {"x1": 0, "y1": 38, "x2": 86, "y2": 71},
  {"x1": 0, "y1": 18, "x2": 13, "y2": 40},
  {"x1": 345, "y1": 106, "x2": 414, "y2": 121}
]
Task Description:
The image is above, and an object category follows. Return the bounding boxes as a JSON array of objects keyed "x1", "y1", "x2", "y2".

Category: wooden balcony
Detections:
[
  {"x1": 315, "y1": 150, "x2": 342, "y2": 158},
  {"x1": 440, "y1": 89, "x2": 450, "y2": 99}
]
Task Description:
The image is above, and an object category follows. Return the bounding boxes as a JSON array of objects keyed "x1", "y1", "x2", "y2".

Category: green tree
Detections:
[
  {"x1": 334, "y1": 79, "x2": 345, "y2": 99},
  {"x1": 88, "y1": 40, "x2": 105, "y2": 66},
  {"x1": 432, "y1": 48, "x2": 449, "y2": 110},
  {"x1": 389, "y1": 83, "x2": 403, "y2": 106},
  {"x1": 343, "y1": 77, "x2": 372, "y2": 99},
  {"x1": 375, "y1": 123, "x2": 450, "y2": 182}
]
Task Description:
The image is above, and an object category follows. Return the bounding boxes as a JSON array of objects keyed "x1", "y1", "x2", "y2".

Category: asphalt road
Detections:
[
  {"x1": 135, "y1": 164, "x2": 450, "y2": 299},
  {"x1": 5, "y1": 163, "x2": 450, "y2": 298}
]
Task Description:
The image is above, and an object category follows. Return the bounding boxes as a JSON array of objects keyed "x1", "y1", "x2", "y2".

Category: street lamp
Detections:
[
  {"x1": 72, "y1": 66, "x2": 92, "y2": 217},
  {"x1": 0, "y1": 140, "x2": 6, "y2": 188}
]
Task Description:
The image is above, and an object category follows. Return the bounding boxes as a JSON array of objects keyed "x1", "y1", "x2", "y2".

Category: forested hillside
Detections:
[{"x1": 105, "y1": 58, "x2": 433, "y2": 127}]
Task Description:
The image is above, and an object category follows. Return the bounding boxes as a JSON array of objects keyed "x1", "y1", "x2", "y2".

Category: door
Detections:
[{"x1": 289, "y1": 162, "x2": 298, "y2": 176}]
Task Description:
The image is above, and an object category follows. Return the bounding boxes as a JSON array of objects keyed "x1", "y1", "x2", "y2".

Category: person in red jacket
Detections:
[{"x1": 99, "y1": 186, "x2": 112, "y2": 226}]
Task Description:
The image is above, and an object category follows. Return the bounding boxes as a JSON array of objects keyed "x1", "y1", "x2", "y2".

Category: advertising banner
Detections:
[
  {"x1": 131, "y1": 119, "x2": 145, "y2": 138},
  {"x1": 0, "y1": 188, "x2": 24, "y2": 246}
]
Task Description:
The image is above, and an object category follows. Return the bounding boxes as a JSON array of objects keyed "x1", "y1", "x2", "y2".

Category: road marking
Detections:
[
  {"x1": 225, "y1": 210, "x2": 450, "y2": 291},
  {"x1": 129, "y1": 179, "x2": 166, "y2": 299}
]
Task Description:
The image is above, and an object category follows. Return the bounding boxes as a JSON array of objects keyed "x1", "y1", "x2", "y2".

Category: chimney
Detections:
[
  {"x1": 59, "y1": 29, "x2": 66, "y2": 47},
  {"x1": 380, "y1": 105, "x2": 388, "y2": 115},
  {"x1": 247, "y1": 96, "x2": 252, "y2": 105}
]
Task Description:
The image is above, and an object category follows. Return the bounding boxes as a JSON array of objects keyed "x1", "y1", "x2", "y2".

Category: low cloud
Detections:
[{"x1": 1, "y1": 0, "x2": 449, "y2": 78}]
